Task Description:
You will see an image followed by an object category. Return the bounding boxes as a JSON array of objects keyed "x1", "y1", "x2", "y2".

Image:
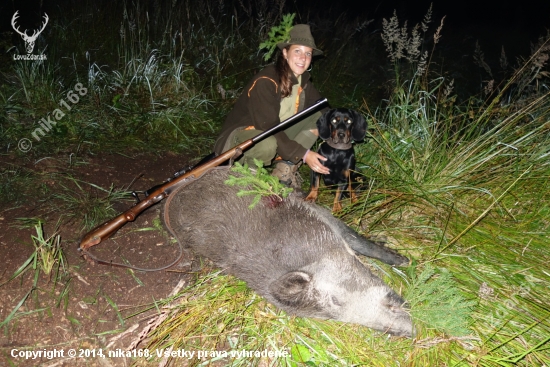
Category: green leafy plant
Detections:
[
  {"x1": 259, "y1": 13, "x2": 296, "y2": 61},
  {"x1": 0, "y1": 222, "x2": 66, "y2": 332},
  {"x1": 405, "y1": 263, "x2": 476, "y2": 336},
  {"x1": 31, "y1": 221, "x2": 65, "y2": 276},
  {"x1": 2, "y1": 221, "x2": 65, "y2": 286},
  {"x1": 224, "y1": 158, "x2": 293, "y2": 209},
  {"x1": 290, "y1": 343, "x2": 312, "y2": 365}
]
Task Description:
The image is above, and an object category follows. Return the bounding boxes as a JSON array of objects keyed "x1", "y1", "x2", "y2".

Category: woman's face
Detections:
[{"x1": 283, "y1": 45, "x2": 313, "y2": 77}]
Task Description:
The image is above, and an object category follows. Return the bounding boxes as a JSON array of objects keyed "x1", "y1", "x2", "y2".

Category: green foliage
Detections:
[
  {"x1": 224, "y1": 158, "x2": 293, "y2": 209},
  {"x1": 0, "y1": 166, "x2": 30, "y2": 203},
  {"x1": 50, "y1": 177, "x2": 133, "y2": 231},
  {"x1": 2, "y1": 221, "x2": 66, "y2": 285},
  {"x1": 0, "y1": 221, "x2": 67, "y2": 332},
  {"x1": 259, "y1": 13, "x2": 296, "y2": 61},
  {"x1": 290, "y1": 344, "x2": 312, "y2": 365},
  {"x1": 405, "y1": 264, "x2": 476, "y2": 336},
  {"x1": 31, "y1": 221, "x2": 65, "y2": 276}
]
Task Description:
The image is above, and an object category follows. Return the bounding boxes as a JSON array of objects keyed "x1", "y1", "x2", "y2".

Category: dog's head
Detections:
[{"x1": 316, "y1": 108, "x2": 367, "y2": 144}]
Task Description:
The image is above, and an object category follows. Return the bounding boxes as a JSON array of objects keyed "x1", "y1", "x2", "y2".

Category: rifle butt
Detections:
[{"x1": 79, "y1": 214, "x2": 128, "y2": 251}]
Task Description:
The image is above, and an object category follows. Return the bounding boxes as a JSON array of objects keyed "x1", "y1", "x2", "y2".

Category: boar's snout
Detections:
[
  {"x1": 380, "y1": 292, "x2": 415, "y2": 338},
  {"x1": 336, "y1": 284, "x2": 414, "y2": 338}
]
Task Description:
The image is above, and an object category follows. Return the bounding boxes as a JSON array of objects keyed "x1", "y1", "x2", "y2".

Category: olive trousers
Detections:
[{"x1": 221, "y1": 111, "x2": 321, "y2": 167}]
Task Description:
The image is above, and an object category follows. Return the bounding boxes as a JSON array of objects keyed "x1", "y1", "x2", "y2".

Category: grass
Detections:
[
  {"x1": 0, "y1": 161, "x2": 135, "y2": 232},
  {"x1": 0, "y1": 221, "x2": 67, "y2": 333},
  {"x1": 0, "y1": 165, "x2": 36, "y2": 204},
  {"x1": 1, "y1": 221, "x2": 65, "y2": 286},
  {"x1": 1, "y1": 1, "x2": 549, "y2": 366},
  {"x1": 48, "y1": 175, "x2": 134, "y2": 231},
  {"x1": 1, "y1": 0, "x2": 273, "y2": 155},
  {"x1": 135, "y1": 270, "x2": 419, "y2": 367},
  {"x1": 131, "y1": 10, "x2": 550, "y2": 366}
]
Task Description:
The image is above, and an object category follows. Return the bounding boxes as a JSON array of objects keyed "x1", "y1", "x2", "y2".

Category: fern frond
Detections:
[
  {"x1": 406, "y1": 264, "x2": 477, "y2": 336},
  {"x1": 225, "y1": 159, "x2": 293, "y2": 209}
]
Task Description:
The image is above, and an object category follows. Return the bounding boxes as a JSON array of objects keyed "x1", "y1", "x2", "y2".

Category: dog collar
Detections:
[{"x1": 325, "y1": 140, "x2": 352, "y2": 150}]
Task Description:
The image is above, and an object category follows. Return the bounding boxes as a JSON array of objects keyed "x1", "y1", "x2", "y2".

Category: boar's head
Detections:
[{"x1": 269, "y1": 255, "x2": 414, "y2": 337}]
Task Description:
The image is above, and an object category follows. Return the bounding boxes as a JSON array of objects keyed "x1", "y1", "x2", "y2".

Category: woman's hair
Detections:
[{"x1": 275, "y1": 46, "x2": 294, "y2": 98}]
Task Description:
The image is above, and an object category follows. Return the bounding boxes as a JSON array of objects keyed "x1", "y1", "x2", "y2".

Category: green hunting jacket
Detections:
[{"x1": 213, "y1": 64, "x2": 327, "y2": 163}]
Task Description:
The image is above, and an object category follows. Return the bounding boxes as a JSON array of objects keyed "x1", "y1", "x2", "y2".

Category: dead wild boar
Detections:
[{"x1": 163, "y1": 167, "x2": 413, "y2": 337}]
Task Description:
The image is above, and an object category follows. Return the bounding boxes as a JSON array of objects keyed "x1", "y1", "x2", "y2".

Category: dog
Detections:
[{"x1": 305, "y1": 108, "x2": 367, "y2": 211}]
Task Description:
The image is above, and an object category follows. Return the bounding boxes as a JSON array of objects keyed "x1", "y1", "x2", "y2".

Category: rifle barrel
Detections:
[
  {"x1": 79, "y1": 98, "x2": 327, "y2": 252},
  {"x1": 252, "y1": 98, "x2": 327, "y2": 143}
]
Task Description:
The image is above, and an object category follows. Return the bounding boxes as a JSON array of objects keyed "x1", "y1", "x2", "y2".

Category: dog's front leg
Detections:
[
  {"x1": 332, "y1": 186, "x2": 344, "y2": 212},
  {"x1": 305, "y1": 171, "x2": 321, "y2": 203}
]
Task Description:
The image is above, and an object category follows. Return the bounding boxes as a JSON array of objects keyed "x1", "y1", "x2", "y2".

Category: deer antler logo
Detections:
[{"x1": 11, "y1": 11, "x2": 49, "y2": 54}]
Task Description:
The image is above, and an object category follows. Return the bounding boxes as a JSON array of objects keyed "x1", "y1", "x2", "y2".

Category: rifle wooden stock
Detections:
[{"x1": 79, "y1": 98, "x2": 327, "y2": 253}]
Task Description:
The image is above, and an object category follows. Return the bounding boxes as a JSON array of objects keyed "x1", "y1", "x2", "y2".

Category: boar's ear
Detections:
[{"x1": 269, "y1": 271, "x2": 312, "y2": 307}]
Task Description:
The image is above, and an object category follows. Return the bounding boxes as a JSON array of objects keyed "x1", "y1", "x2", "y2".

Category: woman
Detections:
[{"x1": 213, "y1": 24, "x2": 330, "y2": 187}]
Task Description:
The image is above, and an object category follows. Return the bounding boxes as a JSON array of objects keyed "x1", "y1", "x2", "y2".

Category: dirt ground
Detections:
[{"x1": 0, "y1": 151, "x2": 204, "y2": 367}]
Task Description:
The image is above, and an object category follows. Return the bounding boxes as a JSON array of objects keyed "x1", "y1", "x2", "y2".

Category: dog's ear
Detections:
[
  {"x1": 351, "y1": 110, "x2": 367, "y2": 142},
  {"x1": 316, "y1": 110, "x2": 332, "y2": 140}
]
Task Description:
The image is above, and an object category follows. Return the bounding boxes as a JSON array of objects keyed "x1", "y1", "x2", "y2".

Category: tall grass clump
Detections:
[
  {"x1": 1, "y1": 221, "x2": 66, "y2": 285},
  {"x1": 47, "y1": 175, "x2": 134, "y2": 231},
  {"x1": 1, "y1": 0, "x2": 291, "y2": 154},
  {"x1": 345, "y1": 10, "x2": 550, "y2": 364},
  {"x1": 0, "y1": 0, "x2": 395, "y2": 154},
  {"x1": 0, "y1": 221, "x2": 67, "y2": 332}
]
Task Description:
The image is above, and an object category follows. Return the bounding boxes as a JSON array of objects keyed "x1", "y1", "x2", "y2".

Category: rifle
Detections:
[{"x1": 78, "y1": 98, "x2": 327, "y2": 267}]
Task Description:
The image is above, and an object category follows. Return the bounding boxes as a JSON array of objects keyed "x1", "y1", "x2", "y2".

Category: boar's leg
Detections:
[
  {"x1": 341, "y1": 231, "x2": 409, "y2": 266},
  {"x1": 303, "y1": 202, "x2": 409, "y2": 266}
]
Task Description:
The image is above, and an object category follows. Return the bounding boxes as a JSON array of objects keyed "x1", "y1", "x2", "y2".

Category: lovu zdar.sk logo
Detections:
[{"x1": 11, "y1": 10, "x2": 49, "y2": 60}]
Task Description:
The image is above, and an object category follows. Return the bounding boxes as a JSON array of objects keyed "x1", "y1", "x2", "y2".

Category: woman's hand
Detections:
[{"x1": 304, "y1": 151, "x2": 330, "y2": 175}]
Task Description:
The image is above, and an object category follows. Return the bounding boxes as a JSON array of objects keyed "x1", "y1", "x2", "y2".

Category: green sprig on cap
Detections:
[{"x1": 259, "y1": 13, "x2": 295, "y2": 62}]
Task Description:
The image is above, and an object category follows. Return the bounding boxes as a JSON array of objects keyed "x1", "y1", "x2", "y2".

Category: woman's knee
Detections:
[{"x1": 240, "y1": 135, "x2": 278, "y2": 167}]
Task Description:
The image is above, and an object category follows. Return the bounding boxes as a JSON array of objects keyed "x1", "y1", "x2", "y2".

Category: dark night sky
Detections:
[
  {"x1": 365, "y1": 0, "x2": 550, "y2": 59},
  {"x1": 357, "y1": 0, "x2": 550, "y2": 32},
  {"x1": 2, "y1": 0, "x2": 550, "y2": 31},
  {"x1": 1, "y1": 0, "x2": 550, "y2": 60}
]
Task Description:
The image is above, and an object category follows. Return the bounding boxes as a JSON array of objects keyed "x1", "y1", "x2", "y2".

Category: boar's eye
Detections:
[
  {"x1": 382, "y1": 292, "x2": 406, "y2": 312},
  {"x1": 331, "y1": 295, "x2": 342, "y2": 307}
]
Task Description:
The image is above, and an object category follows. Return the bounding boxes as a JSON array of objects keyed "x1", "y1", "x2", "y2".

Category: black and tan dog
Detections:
[{"x1": 305, "y1": 108, "x2": 367, "y2": 211}]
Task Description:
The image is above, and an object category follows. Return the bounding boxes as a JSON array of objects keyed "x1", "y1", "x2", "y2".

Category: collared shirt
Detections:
[{"x1": 279, "y1": 75, "x2": 302, "y2": 122}]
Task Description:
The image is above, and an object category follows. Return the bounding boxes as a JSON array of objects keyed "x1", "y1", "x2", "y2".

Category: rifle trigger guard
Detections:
[{"x1": 131, "y1": 191, "x2": 141, "y2": 204}]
